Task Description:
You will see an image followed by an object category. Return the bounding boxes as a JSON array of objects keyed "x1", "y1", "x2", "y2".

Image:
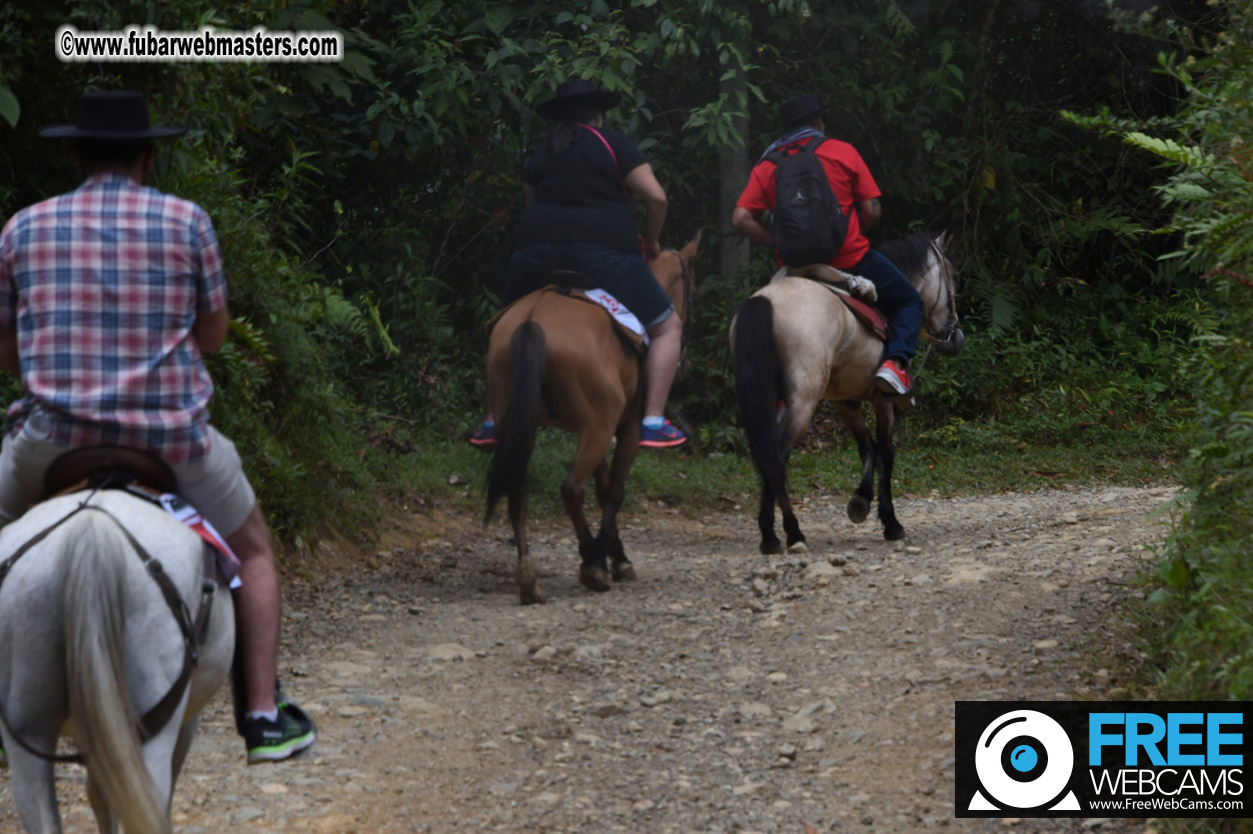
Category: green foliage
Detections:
[
  {"x1": 1070, "y1": 3, "x2": 1253, "y2": 716},
  {"x1": 0, "y1": 0, "x2": 1229, "y2": 554}
]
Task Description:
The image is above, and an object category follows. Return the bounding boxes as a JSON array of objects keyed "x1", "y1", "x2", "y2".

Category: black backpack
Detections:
[{"x1": 766, "y1": 138, "x2": 849, "y2": 266}]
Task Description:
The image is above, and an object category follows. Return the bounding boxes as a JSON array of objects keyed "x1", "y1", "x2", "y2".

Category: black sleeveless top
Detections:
[{"x1": 514, "y1": 125, "x2": 647, "y2": 255}]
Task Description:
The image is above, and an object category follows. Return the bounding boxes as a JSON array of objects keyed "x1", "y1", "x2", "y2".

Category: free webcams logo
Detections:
[{"x1": 955, "y1": 701, "x2": 1249, "y2": 819}]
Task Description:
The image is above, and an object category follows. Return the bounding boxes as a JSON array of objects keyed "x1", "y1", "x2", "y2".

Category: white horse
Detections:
[
  {"x1": 731, "y1": 233, "x2": 965, "y2": 551},
  {"x1": 0, "y1": 487, "x2": 235, "y2": 834}
]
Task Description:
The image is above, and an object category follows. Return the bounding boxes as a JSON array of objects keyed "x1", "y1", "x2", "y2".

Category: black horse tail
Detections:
[
  {"x1": 486, "y1": 321, "x2": 546, "y2": 522},
  {"x1": 734, "y1": 296, "x2": 788, "y2": 503}
]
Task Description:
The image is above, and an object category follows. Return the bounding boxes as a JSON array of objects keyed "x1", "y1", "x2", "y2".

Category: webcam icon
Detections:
[{"x1": 969, "y1": 709, "x2": 1081, "y2": 811}]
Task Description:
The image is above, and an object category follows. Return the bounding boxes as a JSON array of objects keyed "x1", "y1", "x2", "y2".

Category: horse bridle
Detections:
[
  {"x1": 921, "y1": 236, "x2": 961, "y2": 345},
  {"x1": 0, "y1": 486, "x2": 217, "y2": 764},
  {"x1": 664, "y1": 248, "x2": 696, "y2": 369}
]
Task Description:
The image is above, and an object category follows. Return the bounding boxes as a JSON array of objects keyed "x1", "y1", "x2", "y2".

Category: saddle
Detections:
[
  {"x1": 777, "y1": 265, "x2": 888, "y2": 341},
  {"x1": 488, "y1": 270, "x2": 648, "y2": 355},
  {"x1": 44, "y1": 445, "x2": 176, "y2": 497}
]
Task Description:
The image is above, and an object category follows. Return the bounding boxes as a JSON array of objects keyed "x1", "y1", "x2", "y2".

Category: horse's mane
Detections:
[{"x1": 874, "y1": 233, "x2": 936, "y2": 280}]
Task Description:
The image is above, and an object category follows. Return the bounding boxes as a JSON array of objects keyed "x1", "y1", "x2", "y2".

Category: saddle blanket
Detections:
[
  {"x1": 775, "y1": 265, "x2": 888, "y2": 341},
  {"x1": 582, "y1": 289, "x2": 649, "y2": 345},
  {"x1": 158, "y1": 493, "x2": 242, "y2": 589}
]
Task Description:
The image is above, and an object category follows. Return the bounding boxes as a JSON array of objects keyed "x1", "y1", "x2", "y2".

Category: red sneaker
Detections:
[{"x1": 874, "y1": 359, "x2": 912, "y2": 398}]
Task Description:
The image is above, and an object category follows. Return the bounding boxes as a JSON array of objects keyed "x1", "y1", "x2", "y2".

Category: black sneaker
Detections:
[{"x1": 243, "y1": 701, "x2": 316, "y2": 764}]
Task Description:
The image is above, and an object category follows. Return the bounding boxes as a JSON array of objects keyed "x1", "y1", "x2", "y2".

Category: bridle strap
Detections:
[
  {"x1": 920, "y1": 237, "x2": 960, "y2": 343},
  {"x1": 0, "y1": 496, "x2": 213, "y2": 764}
]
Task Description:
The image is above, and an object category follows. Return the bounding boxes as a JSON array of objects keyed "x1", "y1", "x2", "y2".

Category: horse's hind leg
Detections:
[
  {"x1": 8, "y1": 734, "x2": 65, "y2": 834},
  {"x1": 757, "y1": 486, "x2": 782, "y2": 555},
  {"x1": 565, "y1": 428, "x2": 615, "y2": 593},
  {"x1": 604, "y1": 419, "x2": 642, "y2": 582},
  {"x1": 776, "y1": 395, "x2": 818, "y2": 553},
  {"x1": 873, "y1": 400, "x2": 905, "y2": 540},
  {"x1": 509, "y1": 489, "x2": 543, "y2": 604},
  {"x1": 837, "y1": 401, "x2": 875, "y2": 525}
]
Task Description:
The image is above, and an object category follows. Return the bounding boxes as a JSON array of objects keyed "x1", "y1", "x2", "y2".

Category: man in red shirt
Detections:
[{"x1": 731, "y1": 93, "x2": 922, "y2": 401}]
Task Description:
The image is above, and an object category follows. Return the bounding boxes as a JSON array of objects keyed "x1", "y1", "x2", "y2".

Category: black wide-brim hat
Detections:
[
  {"x1": 780, "y1": 92, "x2": 822, "y2": 127},
  {"x1": 535, "y1": 79, "x2": 622, "y2": 121},
  {"x1": 39, "y1": 90, "x2": 187, "y2": 140}
]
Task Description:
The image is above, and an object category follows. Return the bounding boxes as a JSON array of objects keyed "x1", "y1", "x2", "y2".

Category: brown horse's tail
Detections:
[
  {"x1": 733, "y1": 296, "x2": 788, "y2": 502},
  {"x1": 486, "y1": 320, "x2": 546, "y2": 522}
]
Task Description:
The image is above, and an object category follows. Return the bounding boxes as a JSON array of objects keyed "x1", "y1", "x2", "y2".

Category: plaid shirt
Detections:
[{"x1": 0, "y1": 173, "x2": 227, "y2": 462}]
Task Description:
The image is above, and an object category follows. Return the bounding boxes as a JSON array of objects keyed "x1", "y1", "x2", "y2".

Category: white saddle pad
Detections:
[{"x1": 583, "y1": 288, "x2": 649, "y2": 345}]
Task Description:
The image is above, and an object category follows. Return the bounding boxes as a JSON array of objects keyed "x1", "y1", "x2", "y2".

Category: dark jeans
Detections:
[
  {"x1": 850, "y1": 249, "x2": 922, "y2": 365},
  {"x1": 504, "y1": 241, "x2": 674, "y2": 327}
]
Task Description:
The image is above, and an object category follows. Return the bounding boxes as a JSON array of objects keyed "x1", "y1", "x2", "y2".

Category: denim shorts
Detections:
[{"x1": 504, "y1": 241, "x2": 675, "y2": 327}]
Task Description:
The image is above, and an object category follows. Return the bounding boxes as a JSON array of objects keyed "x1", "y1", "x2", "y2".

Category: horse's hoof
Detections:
[
  {"x1": 883, "y1": 525, "x2": 905, "y2": 541},
  {"x1": 760, "y1": 540, "x2": 783, "y2": 555},
  {"x1": 519, "y1": 586, "x2": 546, "y2": 605},
  {"x1": 787, "y1": 540, "x2": 809, "y2": 555},
  {"x1": 579, "y1": 565, "x2": 611, "y2": 593},
  {"x1": 612, "y1": 563, "x2": 637, "y2": 583},
  {"x1": 848, "y1": 496, "x2": 870, "y2": 524}
]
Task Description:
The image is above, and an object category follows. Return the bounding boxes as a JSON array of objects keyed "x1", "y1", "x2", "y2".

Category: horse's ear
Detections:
[
  {"x1": 680, "y1": 230, "x2": 702, "y2": 261},
  {"x1": 936, "y1": 230, "x2": 950, "y2": 250}
]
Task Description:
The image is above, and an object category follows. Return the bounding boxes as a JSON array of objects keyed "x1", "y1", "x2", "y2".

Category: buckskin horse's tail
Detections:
[
  {"x1": 734, "y1": 296, "x2": 789, "y2": 504},
  {"x1": 487, "y1": 320, "x2": 547, "y2": 521},
  {"x1": 61, "y1": 513, "x2": 169, "y2": 834}
]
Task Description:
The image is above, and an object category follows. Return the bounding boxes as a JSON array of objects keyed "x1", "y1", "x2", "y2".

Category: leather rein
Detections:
[{"x1": 0, "y1": 484, "x2": 218, "y2": 764}]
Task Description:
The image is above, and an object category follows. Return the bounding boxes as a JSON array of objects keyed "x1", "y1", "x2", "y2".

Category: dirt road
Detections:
[{"x1": 0, "y1": 485, "x2": 1176, "y2": 833}]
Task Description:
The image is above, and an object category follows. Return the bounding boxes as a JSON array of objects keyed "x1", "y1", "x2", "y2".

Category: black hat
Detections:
[
  {"x1": 780, "y1": 92, "x2": 822, "y2": 127},
  {"x1": 39, "y1": 90, "x2": 187, "y2": 140},
  {"x1": 535, "y1": 79, "x2": 622, "y2": 121}
]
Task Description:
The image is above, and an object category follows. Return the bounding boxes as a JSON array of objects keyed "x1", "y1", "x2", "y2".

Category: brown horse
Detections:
[
  {"x1": 731, "y1": 233, "x2": 964, "y2": 552},
  {"x1": 484, "y1": 236, "x2": 699, "y2": 604}
]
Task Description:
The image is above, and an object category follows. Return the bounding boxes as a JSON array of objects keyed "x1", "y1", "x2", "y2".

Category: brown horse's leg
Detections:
[
  {"x1": 836, "y1": 400, "x2": 876, "y2": 525},
  {"x1": 872, "y1": 399, "x2": 905, "y2": 540},
  {"x1": 604, "y1": 418, "x2": 642, "y2": 582},
  {"x1": 592, "y1": 461, "x2": 611, "y2": 510},
  {"x1": 564, "y1": 428, "x2": 615, "y2": 593},
  {"x1": 509, "y1": 489, "x2": 544, "y2": 604}
]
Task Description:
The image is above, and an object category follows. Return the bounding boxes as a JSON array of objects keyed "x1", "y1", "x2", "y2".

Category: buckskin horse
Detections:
[
  {"x1": 731, "y1": 232, "x2": 964, "y2": 552},
  {"x1": 485, "y1": 235, "x2": 699, "y2": 604},
  {"x1": 0, "y1": 459, "x2": 235, "y2": 834}
]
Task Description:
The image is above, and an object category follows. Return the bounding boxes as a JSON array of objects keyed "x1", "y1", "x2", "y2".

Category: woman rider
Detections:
[{"x1": 470, "y1": 79, "x2": 687, "y2": 449}]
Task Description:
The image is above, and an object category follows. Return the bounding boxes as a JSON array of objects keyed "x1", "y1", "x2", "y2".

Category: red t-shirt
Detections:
[{"x1": 736, "y1": 136, "x2": 880, "y2": 269}]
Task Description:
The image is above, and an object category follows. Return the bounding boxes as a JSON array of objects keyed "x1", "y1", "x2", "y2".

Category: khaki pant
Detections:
[{"x1": 0, "y1": 409, "x2": 257, "y2": 536}]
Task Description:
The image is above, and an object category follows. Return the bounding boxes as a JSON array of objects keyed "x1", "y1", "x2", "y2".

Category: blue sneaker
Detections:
[
  {"x1": 468, "y1": 420, "x2": 497, "y2": 451},
  {"x1": 640, "y1": 419, "x2": 687, "y2": 448}
]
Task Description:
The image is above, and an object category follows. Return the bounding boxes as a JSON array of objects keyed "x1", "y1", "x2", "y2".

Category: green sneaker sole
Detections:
[{"x1": 246, "y1": 730, "x2": 315, "y2": 764}]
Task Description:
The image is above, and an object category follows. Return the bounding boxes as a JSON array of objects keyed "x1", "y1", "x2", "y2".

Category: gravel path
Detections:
[{"x1": 0, "y1": 485, "x2": 1177, "y2": 833}]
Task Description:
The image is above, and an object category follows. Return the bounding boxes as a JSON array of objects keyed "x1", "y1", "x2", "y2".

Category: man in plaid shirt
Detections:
[{"x1": 0, "y1": 90, "x2": 314, "y2": 764}]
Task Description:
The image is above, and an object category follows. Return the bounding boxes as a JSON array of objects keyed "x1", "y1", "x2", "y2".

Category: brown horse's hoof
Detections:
[
  {"x1": 848, "y1": 496, "x2": 870, "y2": 524},
  {"x1": 760, "y1": 540, "x2": 783, "y2": 555},
  {"x1": 612, "y1": 563, "x2": 637, "y2": 583},
  {"x1": 579, "y1": 564, "x2": 611, "y2": 592},
  {"x1": 516, "y1": 559, "x2": 544, "y2": 604}
]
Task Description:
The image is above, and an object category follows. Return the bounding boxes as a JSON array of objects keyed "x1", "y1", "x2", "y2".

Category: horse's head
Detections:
[
  {"x1": 650, "y1": 232, "x2": 701, "y2": 323},
  {"x1": 917, "y1": 232, "x2": 964, "y2": 357}
]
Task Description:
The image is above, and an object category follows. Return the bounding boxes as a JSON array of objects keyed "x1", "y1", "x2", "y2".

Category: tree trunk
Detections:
[{"x1": 718, "y1": 56, "x2": 751, "y2": 282}]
